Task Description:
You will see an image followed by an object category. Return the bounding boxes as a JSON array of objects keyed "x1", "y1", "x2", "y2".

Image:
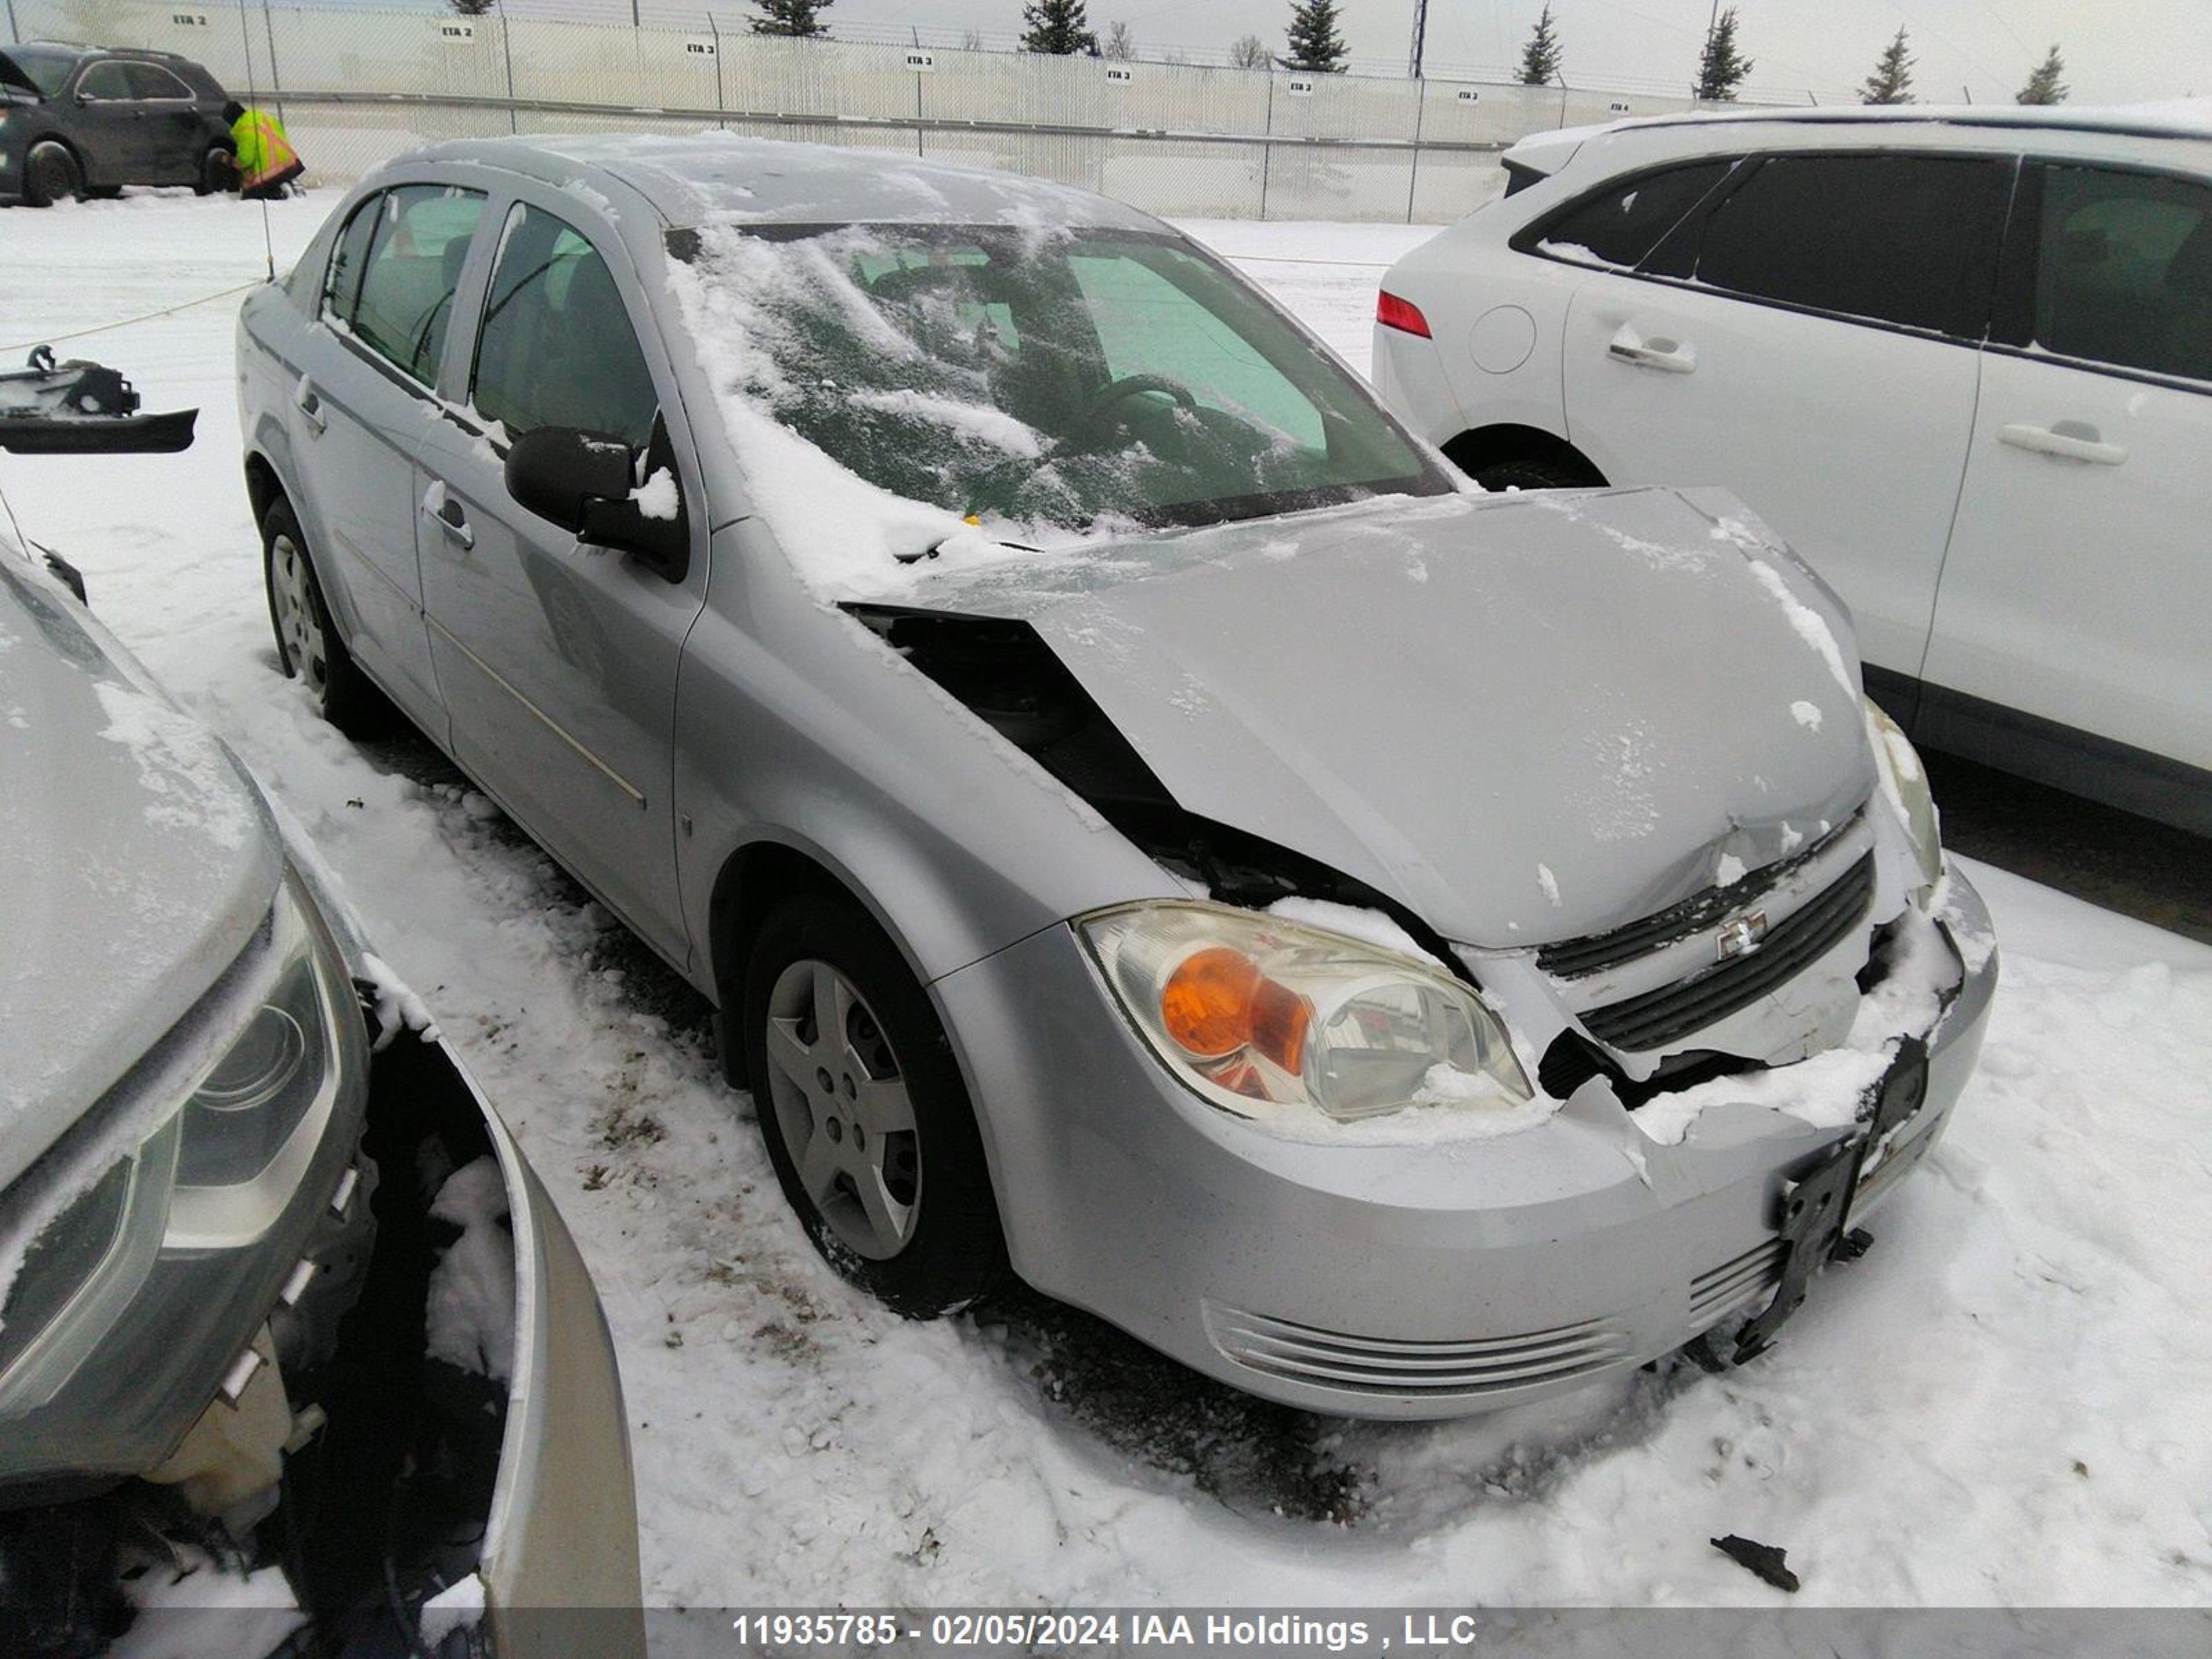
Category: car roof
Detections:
[
  {"x1": 1586, "y1": 99, "x2": 2212, "y2": 148},
  {"x1": 17, "y1": 39, "x2": 198, "y2": 65},
  {"x1": 399, "y1": 133, "x2": 1168, "y2": 235}
]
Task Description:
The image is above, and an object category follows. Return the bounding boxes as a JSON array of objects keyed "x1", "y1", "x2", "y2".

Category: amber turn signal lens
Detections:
[
  {"x1": 1161, "y1": 947, "x2": 1259, "y2": 1058},
  {"x1": 1161, "y1": 946, "x2": 1311, "y2": 1075}
]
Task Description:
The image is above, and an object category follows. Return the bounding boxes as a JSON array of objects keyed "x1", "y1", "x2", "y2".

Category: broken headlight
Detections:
[
  {"x1": 1864, "y1": 699, "x2": 1943, "y2": 901},
  {"x1": 1078, "y1": 901, "x2": 1532, "y2": 1129},
  {"x1": 0, "y1": 866, "x2": 362, "y2": 1450}
]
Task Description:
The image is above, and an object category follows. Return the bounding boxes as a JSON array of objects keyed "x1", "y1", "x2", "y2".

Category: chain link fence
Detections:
[{"x1": 6, "y1": 0, "x2": 1781, "y2": 221}]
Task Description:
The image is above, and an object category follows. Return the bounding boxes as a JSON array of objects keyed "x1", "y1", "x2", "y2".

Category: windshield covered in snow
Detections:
[{"x1": 664, "y1": 222, "x2": 1447, "y2": 535}]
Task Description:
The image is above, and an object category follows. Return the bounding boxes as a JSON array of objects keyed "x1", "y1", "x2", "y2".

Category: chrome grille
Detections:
[
  {"x1": 1205, "y1": 1305, "x2": 1633, "y2": 1397},
  {"x1": 1575, "y1": 852, "x2": 1876, "y2": 1051}
]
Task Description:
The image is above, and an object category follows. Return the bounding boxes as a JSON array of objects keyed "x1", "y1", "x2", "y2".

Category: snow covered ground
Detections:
[{"x1": 3, "y1": 191, "x2": 2209, "y2": 1611}]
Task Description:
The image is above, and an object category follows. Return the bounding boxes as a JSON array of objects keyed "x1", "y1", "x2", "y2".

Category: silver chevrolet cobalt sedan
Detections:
[{"x1": 236, "y1": 134, "x2": 1996, "y2": 1418}]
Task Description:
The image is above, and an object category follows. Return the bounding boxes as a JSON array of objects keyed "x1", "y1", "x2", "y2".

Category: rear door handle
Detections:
[
  {"x1": 293, "y1": 379, "x2": 327, "y2": 435},
  {"x1": 1999, "y1": 421, "x2": 2126, "y2": 467},
  {"x1": 421, "y1": 484, "x2": 474, "y2": 550},
  {"x1": 1607, "y1": 327, "x2": 1697, "y2": 374}
]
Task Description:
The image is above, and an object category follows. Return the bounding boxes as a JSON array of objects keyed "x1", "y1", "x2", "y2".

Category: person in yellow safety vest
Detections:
[{"x1": 221, "y1": 100, "x2": 305, "y2": 200}]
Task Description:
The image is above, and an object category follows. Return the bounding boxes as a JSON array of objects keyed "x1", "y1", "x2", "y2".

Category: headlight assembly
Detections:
[
  {"x1": 1078, "y1": 901, "x2": 1533, "y2": 1130},
  {"x1": 0, "y1": 865, "x2": 364, "y2": 1444},
  {"x1": 1864, "y1": 699, "x2": 1943, "y2": 901}
]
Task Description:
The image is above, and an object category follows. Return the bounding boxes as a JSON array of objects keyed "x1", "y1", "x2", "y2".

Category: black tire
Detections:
[
  {"x1": 741, "y1": 892, "x2": 1009, "y2": 1317},
  {"x1": 1468, "y1": 456, "x2": 1601, "y2": 494},
  {"x1": 261, "y1": 497, "x2": 387, "y2": 735},
  {"x1": 22, "y1": 141, "x2": 83, "y2": 208},
  {"x1": 194, "y1": 145, "x2": 233, "y2": 196},
  {"x1": 84, "y1": 185, "x2": 122, "y2": 201}
]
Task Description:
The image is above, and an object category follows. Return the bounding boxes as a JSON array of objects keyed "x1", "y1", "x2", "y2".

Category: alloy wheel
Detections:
[{"x1": 761, "y1": 959, "x2": 923, "y2": 1260}]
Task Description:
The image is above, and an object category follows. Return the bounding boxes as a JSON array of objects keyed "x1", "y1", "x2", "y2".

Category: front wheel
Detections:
[
  {"x1": 261, "y1": 498, "x2": 386, "y2": 735},
  {"x1": 742, "y1": 894, "x2": 1008, "y2": 1316},
  {"x1": 23, "y1": 141, "x2": 83, "y2": 208},
  {"x1": 1468, "y1": 456, "x2": 1600, "y2": 494}
]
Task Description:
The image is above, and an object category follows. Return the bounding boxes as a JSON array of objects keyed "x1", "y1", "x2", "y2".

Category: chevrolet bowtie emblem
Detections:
[{"x1": 1716, "y1": 910, "x2": 1770, "y2": 962}]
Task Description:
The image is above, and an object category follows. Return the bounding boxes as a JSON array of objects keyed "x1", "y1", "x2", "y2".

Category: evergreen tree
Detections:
[
  {"x1": 749, "y1": 0, "x2": 832, "y2": 38},
  {"x1": 1230, "y1": 33, "x2": 1271, "y2": 70},
  {"x1": 1519, "y1": 2, "x2": 1564, "y2": 87},
  {"x1": 1694, "y1": 6, "x2": 1752, "y2": 102},
  {"x1": 1022, "y1": 0, "x2": 1099, "y2": 55},
  {"x1": 1861, "y1": 27, "x2": 1916, "y2": 103},
  {"x1": 2017, "y1": 44, "x2": 2068, "y2": 105},
  {"x1": 1282, "y1": 0, "x2": 1349, "y2": 73}
]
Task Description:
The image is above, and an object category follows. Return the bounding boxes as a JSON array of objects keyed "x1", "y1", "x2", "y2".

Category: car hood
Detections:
[
  {"x1": 897, "y1": 487, "x2": 1875, "y2": 947},
  {"x1": 0, "y1": 552, "x2": 279, "y2": 1190}
]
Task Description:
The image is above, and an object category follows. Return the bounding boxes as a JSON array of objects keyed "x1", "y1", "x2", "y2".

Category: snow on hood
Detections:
[
  {"x1": 0, "y1": 552, "x2": 279, "y2": 1188},
  {"x1": 894, "y1": 487, "x2": 1876, "y2": 948}
]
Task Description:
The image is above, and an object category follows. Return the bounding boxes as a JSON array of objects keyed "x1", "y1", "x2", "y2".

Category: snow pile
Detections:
[
  {"x1": 632, "y1": 467, "x2": 680, "y2": 523},
  {"x1": 419, "y1": 1573, "x2": 487, "y2": 1647},
  {"x1": 1743, "y1": 558, "x2": 1857, "y2": 695},
  {"x1": 93, "y1": 677, "x2": 257, "y2": 850},
  {"x1": 425, "y1": 1156, "x2": 517, "y2": 1385}
]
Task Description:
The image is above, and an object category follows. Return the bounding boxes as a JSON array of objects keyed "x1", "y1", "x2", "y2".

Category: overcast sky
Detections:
[{"x1": 812, "y1": 0, "x2": 2206, "y2": 106}]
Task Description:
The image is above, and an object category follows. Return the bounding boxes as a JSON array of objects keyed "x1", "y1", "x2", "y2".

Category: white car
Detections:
[{"x1": 1374, "y1": 105, "x2": 2212, "y2": 835}]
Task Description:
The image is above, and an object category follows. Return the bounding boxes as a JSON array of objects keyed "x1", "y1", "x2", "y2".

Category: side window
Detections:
[
  {"x1": 1534, "y1": 160, "x2": 1734, "y2": 270},
  {"x1": 122, "y1": 62, "x2": 193, "y2": 100},
  {"x1": 323, "y1": 194, "x2": 383, "y2": 324},
  {"x1": 2029, "y1": 164, "x2": 2212, "y2": 383},
  {"x1": 1694, "y1": 153, "x2": 2011, "y2": 337},
  {"x1": 346, "y1": 185, "x2": 487, "y2": 384},
  {"x1": 471, "y1": 205, "x2": 659, "y2": 448},
  {"x1": 1067, "y1": 247, "x2": 1327, "y2": 450},
  {"x1": 75, "y1": 61, "x2": 132, "y2": 101}
]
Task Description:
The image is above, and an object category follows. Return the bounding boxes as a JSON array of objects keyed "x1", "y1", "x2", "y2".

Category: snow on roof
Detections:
[
  {"x1": 1582, "y1": 97, "x2": 2212, "y2": 147},
  {"x1": 405, "y1": 132, "x2": 1166, "y2": 234}
]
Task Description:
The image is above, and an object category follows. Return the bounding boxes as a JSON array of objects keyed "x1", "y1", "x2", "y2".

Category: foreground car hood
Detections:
[
  {"x1": 904, "y1": 487, "x2": 1875, "y2": 946},
  {"x1": 0, "y1": 553, "x2": 277, "y2": 1188}
]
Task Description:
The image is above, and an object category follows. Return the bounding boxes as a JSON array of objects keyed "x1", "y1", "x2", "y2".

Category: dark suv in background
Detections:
[{"x1": 1, "y1": 41, "x2": 233, "y2": 205}]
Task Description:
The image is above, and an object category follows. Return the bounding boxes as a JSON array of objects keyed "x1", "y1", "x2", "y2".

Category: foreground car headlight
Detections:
[
  {"x1": 1864, "y1": 699, "x2": 1943, "y2": 899},
  {"x1": 0, "y1": 866, "x2": 361, "y2": 1427},
  {"x1": 1079, "y1": 902, "x2": 1533, "y2": 1127}
]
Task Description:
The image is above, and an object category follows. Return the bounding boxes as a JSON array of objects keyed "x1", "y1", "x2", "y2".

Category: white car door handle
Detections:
[
  {"x1": 421, "y1": 485, "x2": 474, "y2": 550},
  {"x1": 293, "y1": 382, "x2": 327, "y2": 435},
  {"x1": 1606, "y1": 329, "x2": 1697, "y2": 374},
  {"x1": 1999, "y1": 422, "x2": 2126, "y2": 467}
]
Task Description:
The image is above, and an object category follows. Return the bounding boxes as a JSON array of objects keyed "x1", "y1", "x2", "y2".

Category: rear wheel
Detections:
[
  {"x1": 262, "y1": 498, "x2": 386, "y2": 735},
  {"x1": 194, "y1": 145, "x2": 234, "y2": 196},
  {"x1": 742, "y1": 894, "x2": 1008, "y2": 1316},
  {"x1": 1468, "y1": 456, "x2": 1600, "y2": 494},
  {"x1": 23, "y1": 142, "x2": 83, "y2": 208}
]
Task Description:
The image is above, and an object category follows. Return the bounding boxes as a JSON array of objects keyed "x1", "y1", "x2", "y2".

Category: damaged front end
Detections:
[{"x1": 0, "y1": 960, "x2": 641, "y2": 1659}]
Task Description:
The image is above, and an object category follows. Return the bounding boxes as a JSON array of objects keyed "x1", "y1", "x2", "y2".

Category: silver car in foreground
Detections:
[
  {"x1": 237, "y1": 134, "x2": 1997, "y2": 1418},
  {"x1": 0, "y1": 529, "x2": 641, "y2": 1652}
]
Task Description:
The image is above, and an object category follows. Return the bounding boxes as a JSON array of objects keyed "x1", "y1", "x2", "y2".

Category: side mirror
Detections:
[{"x1": 504, "y1": 424, "x2": 688, "y2": 581}]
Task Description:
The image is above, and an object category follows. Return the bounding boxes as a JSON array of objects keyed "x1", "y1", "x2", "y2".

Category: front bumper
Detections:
[{"x1": 936, "y1": 866, "x2": 1996, "y2": 1419}]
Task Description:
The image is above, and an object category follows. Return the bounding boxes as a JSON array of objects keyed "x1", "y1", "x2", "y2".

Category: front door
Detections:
[
  {"x1": 1922, "y1": 158, "x2": 2212, "y2": 813},
  {"x1": 417, "y1": 197, "x2": 702, "y2": 964},
  {"x1": 1559, "y1": 151, "x2": 2012, "y2": 689}
]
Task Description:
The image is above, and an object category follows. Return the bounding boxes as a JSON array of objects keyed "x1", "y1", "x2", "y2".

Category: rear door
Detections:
[
  {"x1": 1556, "y1": 150, "x2": 2012, "y2": 690},
  {"x1": 120, "y1": 60, "x2": 202, "y2": 183},
  {"x1": 1920, "y1": 158, "x2": 2212, "y2": 816},
  {"x1": 415, "y1": 196, "x2": 703, "y2": 963},
  {"x1": 299, "y1": 182, "x2": 487, "y2": 728}
]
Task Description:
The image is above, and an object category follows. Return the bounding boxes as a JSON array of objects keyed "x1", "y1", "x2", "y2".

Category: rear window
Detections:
[
  {"x1": 1691, "y1": 153, "x2": 2010, "y2": 337},
  {"x1": 1534, "y1": 161, "x2": 1734, "y2": 269},
  {"x1": 122, "y1": 61, "x2": 194, "y2": 100},
  {"x1": 2028, "y1": 163, "x2": 2212, "y2": 383}
]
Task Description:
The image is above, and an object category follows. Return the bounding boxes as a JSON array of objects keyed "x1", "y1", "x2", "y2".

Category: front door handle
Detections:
[
  {"x1": 1606, "y1": 326, "x2": 1697, "y2": 374},
  {"x1": 1999, "y1": 421, "x2": 2126, "y2": 467},
  {"x1": 420, "y1": 483, "x2": 474, "y2": 550},
  {"x1": 294, "y1": 379, "x2": 327, "y2": 435}
]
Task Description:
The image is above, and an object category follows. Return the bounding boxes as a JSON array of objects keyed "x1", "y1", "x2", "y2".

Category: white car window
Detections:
[{"x1": 2030, "y1": 164, "x2": 2212, "y2": 384}]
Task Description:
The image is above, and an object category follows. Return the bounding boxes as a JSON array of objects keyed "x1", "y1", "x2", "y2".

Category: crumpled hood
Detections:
[
  {"x1": 0, "y1": 553, "x2": 278, "y2": 1190},
  {"x1": 899, "y1": 487, "x2": 1875, "y2": 947}
]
